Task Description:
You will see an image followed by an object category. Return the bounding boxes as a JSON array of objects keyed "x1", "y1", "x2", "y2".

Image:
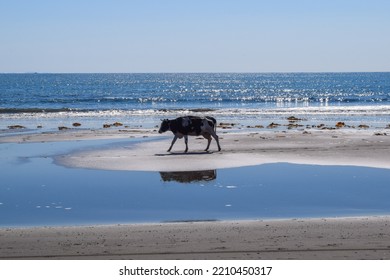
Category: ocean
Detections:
[{"x1": 1, "y1": 72, "x2": 390, "y2": 131}]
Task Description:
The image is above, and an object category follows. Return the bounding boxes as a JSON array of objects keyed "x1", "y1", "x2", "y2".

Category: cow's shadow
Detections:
[{"x1": 155, "y1": 151, "x2": 213, "y2": 156}]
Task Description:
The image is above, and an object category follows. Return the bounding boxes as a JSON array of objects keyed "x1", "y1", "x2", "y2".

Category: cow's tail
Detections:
[{"x1": 206, "y1": 116, "x2": 217, "y2": 133}]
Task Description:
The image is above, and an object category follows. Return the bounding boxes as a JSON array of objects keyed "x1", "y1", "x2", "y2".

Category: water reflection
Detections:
[{"x1": 159, "y1": 170, "x2": 217, "y2": 183}]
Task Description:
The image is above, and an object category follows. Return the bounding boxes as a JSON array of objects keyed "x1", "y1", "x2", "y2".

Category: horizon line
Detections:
[{"x1": 1, "y1": 70, "x2": 390, "y2": 75}]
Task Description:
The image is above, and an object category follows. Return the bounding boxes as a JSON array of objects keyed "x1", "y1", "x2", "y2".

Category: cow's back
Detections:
[{"x1": 170, "y1": 116, "x2": 206, "y2": 136}]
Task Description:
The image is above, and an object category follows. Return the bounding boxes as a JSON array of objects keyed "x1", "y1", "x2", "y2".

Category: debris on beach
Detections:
[
  {"x1": 267, "y1": 122, "x2": 280, "y2": 129},
  {"x1": 315, "y1": 123, "x2": 335, "y2": 130},
  {"x1": 8, "y1": 125, "x2": 26, "y2": 129},
  {"x1": 72, "y1": 122, "x2": 81, "y2": 127},
  {"x1": 58, "y1": 126, "x2": 69, "y2": 130},
  {"x1": 103, "y1": 122, "x2": 123, "y2": 128},
  {"x1": 374, "y1": 132, "x2": 387, "y2": 136},
  {"x1": 218, "y1": 122, "x2": 236, "y2": 129},
  {"x1": 358, "y1": 124, "x2": 369, "y2": 129},
  {"x1": 287, "y1": 123, "x2": 304, "y2": 129},
  {"x1": 219, "y1": 122, "x2": 236, "y2": 126},
  {"x1": 246, "y1": 125, "x2": 264, "y2": 129},
  {"x1": 287, "y1": 116, "x2": 302, "y2": 122},
  {"x1": 335, "y1": 122, "x2": 346, "y2": 128}
]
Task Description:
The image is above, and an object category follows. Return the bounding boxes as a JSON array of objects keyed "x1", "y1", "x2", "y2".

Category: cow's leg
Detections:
[
  {"x1": 168, "y1": 135, "x2": 178, "y2": 152},
  {"x1": 184, "y1": 135, "x2": 188, "y2": 153},
  {"x1": 210, "y1": 130, "x2": 221, "y2": 151},
  {"x1": 203, "y1": 133, "x2": 212, "y2": 151}
]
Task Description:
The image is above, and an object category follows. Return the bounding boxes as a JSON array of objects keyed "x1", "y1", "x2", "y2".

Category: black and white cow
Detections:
[{"x1": 158, "y1": 116, "x2": 221, "y2": 153}]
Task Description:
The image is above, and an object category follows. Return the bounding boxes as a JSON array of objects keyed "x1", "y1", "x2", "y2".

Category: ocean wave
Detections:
[
  {"x1": 0, "y1": 108, "x2": 89, "y2": 114},
  {"x1": 2, "y1": 105, "x2": 390, "y2": 120}
]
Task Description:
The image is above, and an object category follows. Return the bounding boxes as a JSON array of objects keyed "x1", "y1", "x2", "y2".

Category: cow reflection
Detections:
[{"x1": 159, "y1": 170, "x2": 217, "y2": 183}]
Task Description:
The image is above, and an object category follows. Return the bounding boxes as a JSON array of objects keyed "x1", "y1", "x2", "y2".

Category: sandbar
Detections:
[{"x1": 48, "y1": 128, "x2": 390, "y2": 171}]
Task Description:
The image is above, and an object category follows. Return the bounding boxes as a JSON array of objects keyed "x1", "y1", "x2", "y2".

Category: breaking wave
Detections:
[{"x1": 2, "y1": 105, "x2": 390, "y2": 120}]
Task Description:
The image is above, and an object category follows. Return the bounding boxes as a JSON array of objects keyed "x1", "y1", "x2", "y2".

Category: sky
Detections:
[{"x1": 0, "y1": 0, "x2": 389, "y2": 73}]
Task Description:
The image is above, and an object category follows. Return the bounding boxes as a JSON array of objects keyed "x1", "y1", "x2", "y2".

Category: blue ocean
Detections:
[{"x1": 1, "y1": 72, "x2": 390, "y2": 131}]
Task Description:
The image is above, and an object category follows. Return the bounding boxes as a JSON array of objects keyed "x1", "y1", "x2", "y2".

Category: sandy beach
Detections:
[
  {"x1": 1, "y1": 216, "x2": 390, "y2": 260},
  {"x1": 1, "y1": 125, "x2": 390, "y2": 259}
]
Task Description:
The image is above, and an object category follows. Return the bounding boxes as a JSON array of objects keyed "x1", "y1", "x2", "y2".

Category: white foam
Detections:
[
  {"x1": 2, "y1": 105, "x2": 390, "y2": 120},
  {"x1": 2, "y1": 105, "x2": 389, "y2": 133}
]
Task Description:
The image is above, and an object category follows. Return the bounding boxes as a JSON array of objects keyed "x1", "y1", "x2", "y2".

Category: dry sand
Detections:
[
  {"x1": 1, "y1": 216, "x2": 390, "y2": 260},
  {"x1": 1, "y1": 126, "x2": 390, "y2": 259}
]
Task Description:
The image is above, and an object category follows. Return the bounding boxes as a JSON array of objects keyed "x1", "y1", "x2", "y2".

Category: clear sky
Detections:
[{"x1": 1, "y1": 0, "x2": 389, "y2": 73}]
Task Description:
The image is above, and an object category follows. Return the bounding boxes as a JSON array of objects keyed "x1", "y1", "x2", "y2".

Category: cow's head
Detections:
[{"x1": 158, "y1": 119, "x2": 170, "y2": 133}]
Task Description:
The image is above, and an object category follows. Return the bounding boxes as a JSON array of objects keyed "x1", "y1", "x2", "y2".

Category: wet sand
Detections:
[
  {"x1": 1, "y1": 126, "x2": 390, "y2": 259},
  {"x1": 1, "y1": 216, "x2": 390, "y2": 259}
]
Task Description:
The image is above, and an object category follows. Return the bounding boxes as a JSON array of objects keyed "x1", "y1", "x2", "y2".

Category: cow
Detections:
[{"x1": 158, "y1": 116, "x2": 221, "y2": 153}]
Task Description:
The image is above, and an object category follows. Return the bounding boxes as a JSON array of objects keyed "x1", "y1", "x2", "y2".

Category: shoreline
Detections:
[{"x1": 1, "y1": 216, "x2": 390, "y2": 259}]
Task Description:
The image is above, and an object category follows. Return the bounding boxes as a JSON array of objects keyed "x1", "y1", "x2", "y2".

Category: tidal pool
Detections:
[{"x1": 1, "y1": 140, "x2": 390, "y2": 227}]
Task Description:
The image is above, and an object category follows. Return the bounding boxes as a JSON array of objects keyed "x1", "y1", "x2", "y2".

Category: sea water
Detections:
[{"x1": 1, "y1": 73, "x2": 390, "y2": 131}]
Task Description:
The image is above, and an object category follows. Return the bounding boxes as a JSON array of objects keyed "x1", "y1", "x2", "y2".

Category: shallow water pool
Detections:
[{"x1": 1, "y1": 140, "x2": 390, "y2": 227}]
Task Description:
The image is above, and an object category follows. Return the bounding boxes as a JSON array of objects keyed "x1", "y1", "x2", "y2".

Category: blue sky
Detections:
[{"x1": 0, "y1": 0, "x2": 389, "y2": 73}]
